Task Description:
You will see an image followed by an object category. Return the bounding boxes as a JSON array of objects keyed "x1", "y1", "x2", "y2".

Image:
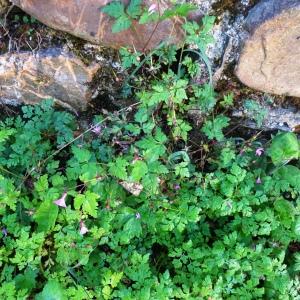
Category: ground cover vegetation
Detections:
[{"x1": 1, "y1": 1, "x2": 300, "y2": 299}]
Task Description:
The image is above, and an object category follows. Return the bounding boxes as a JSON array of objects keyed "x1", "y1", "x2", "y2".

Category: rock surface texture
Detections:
[
  {"x1": 0, "y1": 48, "x2": 99, "y2": 110},
  {"x1": 0, "y1": 0, "x2": 9, "y2": 14},
  {"x1": 236, "y1": 0, "x2": 300, "y2": 97},
  {"x1": 10, "y1": 0, "x2": 184, "y2": 51}
]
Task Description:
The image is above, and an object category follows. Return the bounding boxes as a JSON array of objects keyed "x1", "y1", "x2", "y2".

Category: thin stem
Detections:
[
  {"x1": 18, "y1": 102, "x2": 141, "y2": 189},
  {"x1": 142, "y1": 0, "x2": 162, "y2": 52},
  {"x1": 182, "y1": 49, "x2": 213, "y2": 84}
]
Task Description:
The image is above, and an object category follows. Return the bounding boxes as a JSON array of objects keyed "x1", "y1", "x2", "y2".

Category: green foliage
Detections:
[
  {"x1": 1, "y1": 5, "x2": 300, "y2": 300},
  {"x1": 101, "y1": 0, "x2": 143, "y2": 33},
  {"x1": 202, "y1": 115, "x2": 230, "y2": 141},
  {"x1": 244, "y1": 99, "x2": 267, "y2": 127},
  {"x1": 268, "y1": 132, "x2": 299, "y2": 165},
  {"x1": 102, "y1": 0, "x2": 197, "y2": 33},
  {"x1": 36, "y1": 280, "x2": 66, "y2": 300}
]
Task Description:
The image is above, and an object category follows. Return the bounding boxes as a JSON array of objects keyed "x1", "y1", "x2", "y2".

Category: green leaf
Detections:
[
  {"x1": 275, "y1": 165, "x2": 300, "y2": 189},
  {"x1": 294, "y1": 253, "x2": 300, "y2": 271},
  {"x1": 15, "y1": 268, "x2": 37, "y2": 292},
  {"x1": 220, "y1": 93, "x2": 234, "y2": 108},
  {"x1": 35, "y1": 197, "x2": 59, "y2": 232},
  {"x1": 134, "y1": 108, "x2": 148, "y2": 123},
  {"x1": 131, "y1": 160, "x2": 148, "y2": 181},
  {"x1": 0, "y1": 128, "x2": 15, "y2": 143},
  {"x1": 120, "y1": 47, "x2": 141, "y2": 69},
  {"x1": 0, "y1": 176, "x2": 19, "y2": 213},
  {"x1": 202, "y1": 115, "x2": 230, "y2": 141},
  {"x1": 112, "y1": 16, "x2": 132, "y2": 33},
  {"x1": 35, "y1": 175, "x2": 49, "y2": 194},
  {"x1": 120, "y1": 217, "x2": 142, "y2": 244},
  {"x1": 274, "y1": 199, "x2": 295, "y2": 228},
  {"x1": 36, "y1": 280, "x2": 66, "y2": 300},
  {"x1": 268, "y1": 132, "x2": 299, "y2": 165},
  {"x1": 72, "y1": 147, "x2": 91, "y2": 163},
  {"x1": 193, "y1": 84, "x2": 216, "y2": 112},
  {"x1": 244, "y1": 99, "x2": 267, "y2": 127},
  {"x1": 126, "y1": 0, "x2": 142, "y2": 18},
  {"x1": 139, "y1": 11, "x2": 159, "y2": 24},
  {"x1": 74, "y1": 191, "x2": 99, "y2": 218},
  {"x1": 174, "y1": 89, "x2": 188, "y2": 104},
  {"x1": 139, "y1": 83, "x2": 171, "y2": 107},
  {"x1": 148, "y1": 161, "x2": 169, "y2": 174},
  {"x1": 108, "y1": 157, "x2": 129, "y2": 180},
  {"x1": 101, "y1": 1, "x2": 125, "y2": 18},
  {"x1": 295, "y1": 217, "x2": 300, "y2": 237},
  {"x1": 136, "y1": 135, "x2": 166, "y2": 161},
  {"x1": 161, "y1": 4, "x2": 197, "y2": 20}
]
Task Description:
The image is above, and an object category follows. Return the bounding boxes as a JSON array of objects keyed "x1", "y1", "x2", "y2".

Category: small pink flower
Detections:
[
  {"x1": 255, "y1": 147, "x2": 264, "y2": 157},
  {"x1": 174, "y1": 184, "x2": 180, "y2": 190},
  {"x1": 256, "y1": 177, "x2": 262, "y2": 184},
  {"x1": 148, "y1": 4, "x2": 157, "y2": 14},
  {"x1": 53, "y1": 192, "x2": 67, "y2": 208},
  {"x1": 2, "y1": 228, "x2": 7, "y2": 237},
  {"x1": 91, "y1": 124, "x2": 101, "y2": 135},
  {"x1": 79, "y1": 221, "x2": 89, "y2": 235}
]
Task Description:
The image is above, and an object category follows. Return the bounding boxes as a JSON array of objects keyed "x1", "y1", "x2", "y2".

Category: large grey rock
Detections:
[
  {"x1": 236, "y1": 0, "x2": 300, "y2": 97},
  {"x1": 0, "y1": 48, "x2": 100, "y2": 110},
  {"x1": 232, "y1": 105, "x2": 300, "y2": 132}
]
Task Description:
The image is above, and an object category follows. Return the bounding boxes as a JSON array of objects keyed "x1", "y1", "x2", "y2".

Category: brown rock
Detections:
[
  {"x1": 10, "y1": 0, "x2": 185, "y2": 51},
  {"x1": 0, "y1": 48, "x2": 99, "y2": 110},
  {"x1": 236, "y1": 0, "x2": 300, "y2": 97},
  {"x1": 0, "y1": 0, "x2": 9, "y2": 14}
]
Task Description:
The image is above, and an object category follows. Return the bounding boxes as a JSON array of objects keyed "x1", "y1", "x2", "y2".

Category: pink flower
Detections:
[
  {"x1": 174, "y1": 184, "x2": 180, "y2": 190},
  {"x1": 255, "y1": 147, "x2": 264, "y2": 157},
  {"x1": 148, "y1": 4, "x2": 157, "y2": 14},
  {"x1": 53, "y1": 192, "x2": 67, "y2": 208},
  {"x1": 2, "y1": 228, "x2": 7, "y2": 237},
  {"x1": 79, "y1": 221, "x2": 89, "y2": 235},
  {"x1": 256, "y1": 177, "x2": 262, "y2": 184},
  {"x1": 91, "y1": 124, "x2": 102, "y2": 135}
]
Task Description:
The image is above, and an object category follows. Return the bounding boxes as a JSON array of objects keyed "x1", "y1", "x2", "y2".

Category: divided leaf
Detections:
[
  {"x1": 109, "y1": 157, "x2": 129, "y2": 180},
  {"x1": 112, "y1": 15, "x2": 132, "y2": 33},
  {"x1": 126, "y1": 0, "x2": 142, "y2": 18},
  {"x1": 131, "y1": 160, "x2": 148, "y2": 181},
  {"x1": 101, "y1": 1, "x2": 125, "y2": 18},
  {"x1": 74, "y1": 191, "x2": 99, "y2": 217},
  {"x1": 202, "y1": 115, "x2": 230, "y2": 141}
]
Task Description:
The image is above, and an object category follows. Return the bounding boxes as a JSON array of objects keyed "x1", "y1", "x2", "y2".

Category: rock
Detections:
[
  {"x1": 233, "y1": 105, "x2": 300, "y2": 132},
  {"x1": 0, "y1": 0, "x2": 9, "y2": 14},
  {"x1": 188, "y1": 0, "x2": 255, "y2": 86},
  {"x1": 236, "y1": 0, "x2": 300, "y2": 97},
  {"x1": 0, "y1": 48, "x2": 99, "y2": 111},
  {"x1": 120, "y1": 181, "x2": 143, "y2": 196},
  {"x1": 10, "y1": 0, "x2": 184, "y2": 51}
]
